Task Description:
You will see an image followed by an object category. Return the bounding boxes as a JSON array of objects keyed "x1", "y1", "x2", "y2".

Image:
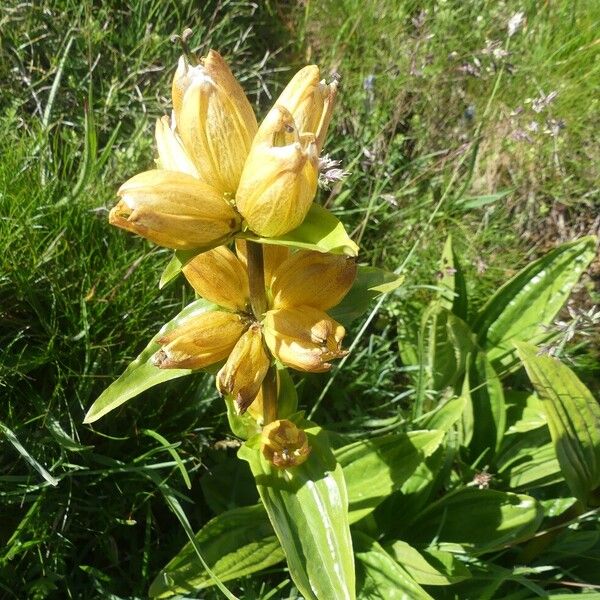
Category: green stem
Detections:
[
  {"x1": 245, "y1": 240, "x2": 267, "y2": 319},
  {"x1": 245, "y1": 240, "x2": 277, "y2": 424}
]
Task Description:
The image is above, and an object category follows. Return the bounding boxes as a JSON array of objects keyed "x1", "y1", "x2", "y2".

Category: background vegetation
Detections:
[{"x1": 0, "y1": 0, "x2": 598, "y2": 597}]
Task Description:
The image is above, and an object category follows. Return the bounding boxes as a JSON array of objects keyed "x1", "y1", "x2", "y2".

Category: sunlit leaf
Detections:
[
  {"x1": 354, "y1": 532, "x2": 433, "y2": 600},
  {"x1": 472, "y1": 236, "x2": 596, "y2": 370},
  {"x1": 243, "y1": 203, "x2": 359, "y2": 256},
  {"x1": 83, "y1": 299, "x2": 217, "y2": 424},
  {"x1": 515, "y1": 341, "x2": 600, "y2": 504},
  {"x1": 239, "y1": 417, "x2": 355, "y2": 600},
  {"x1": 148, "y1": 505, "x2": 281, "y2": 598}
]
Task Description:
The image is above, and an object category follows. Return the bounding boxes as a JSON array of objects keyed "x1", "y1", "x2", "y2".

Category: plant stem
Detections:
[
  {"x1": 245, "y1": 240, "x2": 277, "y2": 424},
  {"x1": 245, "y1": 240, "x2": 267, "y2": 319},
  {"x1": 261, "y1": 365, "x2": 278, "y2": 425}
]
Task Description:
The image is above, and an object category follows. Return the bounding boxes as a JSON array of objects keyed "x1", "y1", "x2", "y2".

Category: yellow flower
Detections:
[
  {"x1": 273, "y1": 65, "x2": 338, "y2": 152},
  {"x1": 172, "y1": 50, "x2": 258, "y2": 194},
  {"x1": 182, "y1": 245, "x2": 249, "y2": 312},
  {"x1": 217, "y1": 324, "x2": 270, "y2": 414},
  {"x1": 236, "y1": 106, "x2": 318, "y2": 237},
  {"x1": 111, "y1": 170, "x2": 241, "y2": 250},
  {"x1": 153, "y1": 244, "x2": 355, "y2": 409},
  {"x1": 261, "y1": 419, "x2": 311, "y2": 469},
  {"x1": 153, "y1": 311, "x2": 247, "y2": 369},
  {"x1": 262, "y1": 305, "x2": 347, "y2": 372},
  {"x1": 154, "y1": 115, "x2": 198, "y2": 177}
]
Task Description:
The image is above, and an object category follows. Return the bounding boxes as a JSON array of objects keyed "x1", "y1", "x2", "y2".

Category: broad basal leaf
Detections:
[
  {"x1": 437, "y1": 233, "x2": 468, "y2": 320},
  {"x1": 239, "y1": 417, "x2": 355, "y2": 600},
  {"x1": 354, "y1": 532, "x2": 433, "y2": 600},
  {"x1": 329, "y1": 265, "x2": 404, "y2": 328},
  {"x1": 83, "y1": 299, "x2": 216, "y2": 424},
  {"x1": 515, "y1": 341, "x2": 600, "y2": 505},
  {"x1": 336, "y1": 430, "x2": 444, "y2": 523},
  {"x1": 149, "y1": 505, "x2": 282, "y2": 598},
  {"x1": 387, "y1": 540, "x2": 471, "y2": 586},
  {"x1": 405, "y1": 488, "x2": 543, "y2": 554},
  {"x1": 243, "y1": 203, "x2": 359, "y2": 256},
  {"x1": 472, "y1": 236, "x2": 596, "y2": 369}
]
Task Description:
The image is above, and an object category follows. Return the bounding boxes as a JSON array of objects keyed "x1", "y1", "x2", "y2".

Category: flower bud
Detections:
[
  {"x1": 154, "y1": 116, "x2": 198, "y2": 177},
  {"x1": 153, "y1": 311, "x2": 247, "y2": 370},
  {"x1": 236, "y1": 106, "x2": 318, "y2": 237},
  {"x1": 274, "y1": 65, "x2": 339, "y2": 152},
  {"x1": 173, "y1": 51, "x2": 258, "y2": 194},
  {"x1": 270, "y1": 250, "x2": 356, "y2": 311},
  {"x1": 263, "y1": 306, "x2": 347, "y2": 372},
  {"x1": 111, "y1": 170, "x2": 241, "y2": 250},
  {"x1": 235, "y1": 240, "x2": 289, "y2": 288},
  {"x1": 217, "y1": 324, "x2": 270, "y2": 414},
  {"x1": 261, "y1": 419, "x2": 311, "y2": 469},
  {"x1": 183, "y1": 246, "x2": 249, "y2": 312}
]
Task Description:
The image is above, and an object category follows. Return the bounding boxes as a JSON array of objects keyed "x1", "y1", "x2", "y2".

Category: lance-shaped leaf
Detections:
[
  {"x1": 386, "y1": 540, "x2": 471, "y2": 586},
  {"x1": 354, "y1": 532, "x2": 433, "y2": 600},
  {"x1": 405, "y1": 488, "x2": 543, "y2": 554},
  {"x1": 239, "y1": 417, "x2": 355, "y2": 600},
  {"x1": 243, "y1": 203, "x2": 359, "y2": 256},
  {"x1": 83, "y1": 299, "x2": 217, "y2": 424},
  {"x1": 337, "y1": 430, "x2": 445, "y2": 523},
  {"x1": 472, "y1": 236, "x2": 596, "y2": 369},
  {"x1": 515, "y1": 341, "x2": 600, "y2": 504},
  {"x1": 148, "y1": 505, "x2": 282, "y2": 598},
  {"x1": 329, "y1": 266, "x2": 404, "y2": 328}
]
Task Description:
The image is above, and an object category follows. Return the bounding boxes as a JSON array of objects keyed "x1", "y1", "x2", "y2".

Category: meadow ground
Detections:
[{"x1": 1, "y1": 0, "x2": 598, "y2": 597}]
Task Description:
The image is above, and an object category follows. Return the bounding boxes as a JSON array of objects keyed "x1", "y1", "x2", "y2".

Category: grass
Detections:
[{"x1": 0, "y1": 0, "x2": 598, "y2": 597}]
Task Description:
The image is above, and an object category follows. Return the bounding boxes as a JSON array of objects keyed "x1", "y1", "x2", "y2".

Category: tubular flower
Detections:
[
  {"x1": 262, "y1": 305, "x2": 347, "y2": 373},
  {"x1": 153, "y1": 311, "x2": 248, "y2": 370},
  {"x1": 235, "y1": 106, "x2": 319, "y2": 237},
  {"x1": 173, "y1": 50, "x2": 258, "y2": 194},
  {"x1": 217, "y1": 324, "x2": 270, "y2": 414},
  {"x1": 152, "y1": 244, "x2": 355, "y2": 410},
  {"x1": 261, "y1": 419, "x2": 311, "y2": 469},
  {"x1": 111, "y1": 170, "x2": 241, "y2": 250},
  {"x1": 273, "y1": 65, "x2": 339, "y2": 153}
]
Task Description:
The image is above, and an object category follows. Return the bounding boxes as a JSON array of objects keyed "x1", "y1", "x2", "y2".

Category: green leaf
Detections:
[
  {"x1": 242, "y1": 203, "x2": 358, "y2": 256},
  {"x1": 83, "y1": 299, "x2": 216, "y2": 424},
  {"x1": 468, "y1": 352, "x2": 507, "y2": 459},
  {"x1": 329, "y1": 266, "x2": 403, "y2": 327},
  {"x1": 437, "y1": 233, "x2": 467, "y2": 319},
  {"x1": 239, "y1": 417, "x2": 355, "y2": 600},
  {"x1": 504, "y1": 442, "x2": 562, "y2": 490},
  {"x1": 418, "y1": 395, "x2": 468, "y2": 433},
  {"x1": 387, "y1": 540, "x2": 471, "y2": 586},
  {"x1": 472, "y1": 236, "x2": 596, "y2": 369},
  {"x1": 336, "y1": 430, "x2": 445, "y2": 523},
  {"x1": 406, "y1": 488, "x2": 543, "y2": 554},
  {"x1": 354, "y1": 532, "x2": 433, "y2": 600},
  {"x1": 515, "y1": 341, "x2": 600, "y2": 504},
  {"x1": 148, "y1": 505, "x2": 282, "y2": 598}
]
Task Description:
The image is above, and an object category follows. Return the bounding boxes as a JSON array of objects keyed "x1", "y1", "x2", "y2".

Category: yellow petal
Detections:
[
  {"x1": 263, "y1": 306, "x2": 347, "y2": 372},
  {"x1": 216, "y1": 324, "x2": 270, "y2": 413},
  {"x1": 274, "y1": 65, "x2": 338, "y2": 152},
  {"x1": 182, "y1": 246, "x2": 249, "y2": 312},
  {"x1": 155, "y1": 116, "x2": 198, "y2": 177},
  {"x1": 261, "y1": 419, "x2": 311, "y2": 469},
  {"x1": 112, "y1": 170, "x2": 240, "y2": 249},
  {"x1": 153, "y1": 311, "x2": 247, "y2": 369},
  {"x1": 173, "y1": 51, "x2": 258, "y2": 194},
  {"x1": 270, "y1": 250, "x2": 356, "y2": 310},
  {"x1": 236, "y1": 106, "x2": 318, "y2": 237}
]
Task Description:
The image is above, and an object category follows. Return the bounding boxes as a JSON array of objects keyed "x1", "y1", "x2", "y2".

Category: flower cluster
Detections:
[
  {"x1": 108, "y1": 44, "x2": 352, "y2": 468},
  {"x1": 111, "y1": 49, "x2": 338, "y2": 248}
]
